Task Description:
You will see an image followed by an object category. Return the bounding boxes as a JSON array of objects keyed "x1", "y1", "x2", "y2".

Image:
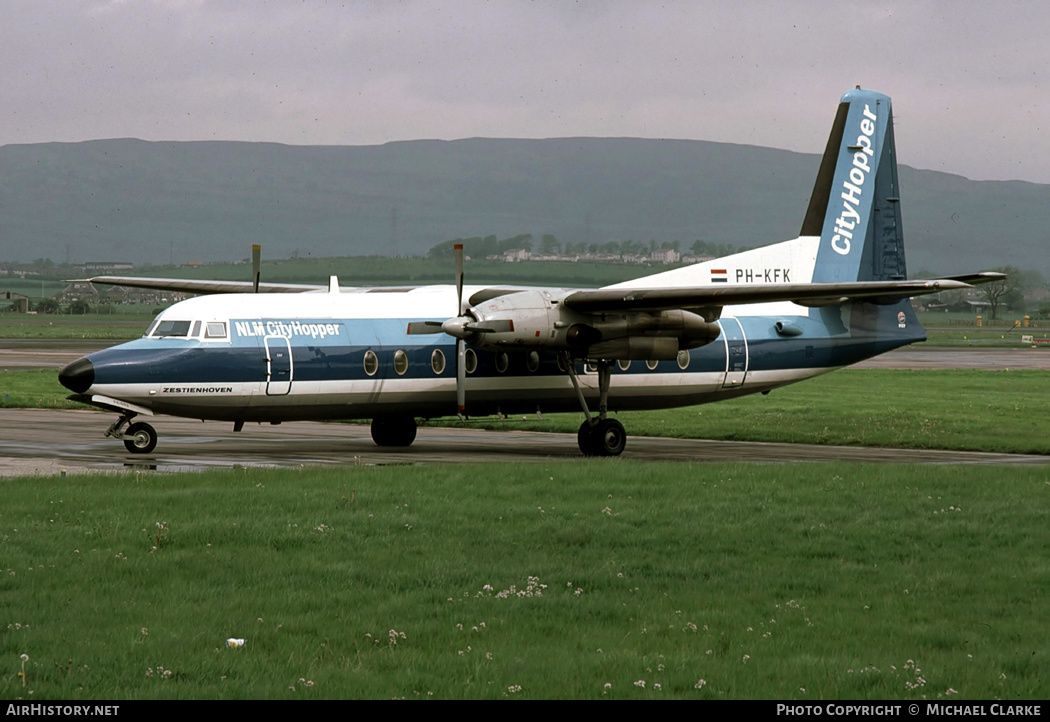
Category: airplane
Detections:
[{"x1": 59, "y1": 87, "x2": 1000, "y2": 457}]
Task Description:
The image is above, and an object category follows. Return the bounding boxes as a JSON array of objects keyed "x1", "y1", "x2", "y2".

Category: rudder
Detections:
[{"x1": 805, "y1": 89, "x2": 907, "y2": 283}]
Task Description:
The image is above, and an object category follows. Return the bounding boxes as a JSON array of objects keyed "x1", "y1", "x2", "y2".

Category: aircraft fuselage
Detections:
[{"x1": 60, "y1": 285, "x2": 924, "y2": 424}]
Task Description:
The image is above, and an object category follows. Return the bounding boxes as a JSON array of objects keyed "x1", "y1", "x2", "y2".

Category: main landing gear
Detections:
[
  {"x1": 106, "y1": 413, "x2": 158, "y2": 454},
  {"x1": 560, "y1": 353, "x2": 626, "y2": 457},
  {"x1": 370, "y1": 415, "x2": 418, "y2": 447}
]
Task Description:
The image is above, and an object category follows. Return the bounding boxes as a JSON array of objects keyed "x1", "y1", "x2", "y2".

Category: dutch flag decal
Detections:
[{"x1": 711, "y1": 269, "x2": 728, "y2": 283}]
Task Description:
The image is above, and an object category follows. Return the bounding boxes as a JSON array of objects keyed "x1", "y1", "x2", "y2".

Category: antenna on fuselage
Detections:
[{"x1": 251, "y1": 244, "x2": 261, "y2": 293}]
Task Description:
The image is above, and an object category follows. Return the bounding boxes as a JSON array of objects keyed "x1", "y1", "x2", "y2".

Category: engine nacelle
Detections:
[
  {"x1": 468, "y1": 290, "x2": 557, "y2": 348},
  {"x1": 467, "y1": 291, "x2": 721, "y2": 360},
  {"x1": 584, "y1": 310, "x2": 721, "y2": 350}
]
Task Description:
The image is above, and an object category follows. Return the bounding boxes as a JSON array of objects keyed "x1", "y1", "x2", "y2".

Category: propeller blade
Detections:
[
  {"x1": 454, "y1": 243, "x2": 464, "y2": 315},
  {"x1": 454, "y1": 243, "x2": 466, "y2": 417},
  {"x1": 456, "y1": 338, "x2": 466, "y2": 418},
  {"x1": 406, "y1": 321, "x2": 446, "y2": 334},
  {"x1": 251, "y1": 244, "x2": 261, "y2": 293}
]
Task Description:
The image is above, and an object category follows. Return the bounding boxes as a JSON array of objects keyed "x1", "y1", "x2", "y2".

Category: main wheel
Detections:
[
  {"x1": 123, "y1": 421, "x2": 158, "y2": 454},
  {"x1": 370, "y1": 416, "x2": 418, "y2": 447},
  {"x1": 577, "y1": 419, "x2": 627, "y2": 457}
]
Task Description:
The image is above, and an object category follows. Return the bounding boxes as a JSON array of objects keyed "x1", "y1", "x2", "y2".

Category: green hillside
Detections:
[{"x1": 1, "y1": 138, "x2": 1045, "y2": 276}]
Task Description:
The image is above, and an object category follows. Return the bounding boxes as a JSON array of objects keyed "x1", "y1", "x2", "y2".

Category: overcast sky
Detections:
[{"x1": 3, "y1": 1, "x2": 1046, "y2": 182}]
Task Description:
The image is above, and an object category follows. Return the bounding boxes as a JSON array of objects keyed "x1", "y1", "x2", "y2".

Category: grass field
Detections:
[
  {"x1": 0, "y1": 313, "x2": 156, "y2": 340},
  {"x1": 1, "y1": 462, "x2": 1047, "y2": 700}
]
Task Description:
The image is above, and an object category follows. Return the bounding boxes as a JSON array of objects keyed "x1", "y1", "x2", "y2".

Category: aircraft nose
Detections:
[{"x1": 59, "y1": 357, "x2": 95, "y2": 394}]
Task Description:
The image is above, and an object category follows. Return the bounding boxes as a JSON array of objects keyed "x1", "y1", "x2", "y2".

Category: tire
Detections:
[
  {"x1": 123, "y1": 422, "x2": 158, "y2": 454},
  {"x1": 370, "y1": 416, "x2": 417, "y2": 447},
  {"x1": 595, "y1": 418, "x2": 627, "y2": 456},
  {"x1": 578, "y1": 419, "x2": 626, "y2": 457}
]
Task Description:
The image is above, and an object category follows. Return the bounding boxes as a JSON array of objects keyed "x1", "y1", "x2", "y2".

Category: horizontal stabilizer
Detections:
[{"x1": 937, "y1": 272, "x2": 1006, "y2": 286}]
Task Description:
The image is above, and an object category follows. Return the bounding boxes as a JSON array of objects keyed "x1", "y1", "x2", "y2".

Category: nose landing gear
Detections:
[{"x1": 106, "y1": 413, "x2": 158, "y2": 454}]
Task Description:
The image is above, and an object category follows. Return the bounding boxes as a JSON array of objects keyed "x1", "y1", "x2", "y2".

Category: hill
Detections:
[{"x1": 1, "y1": 137, "x2": 1046, "y2": 276}]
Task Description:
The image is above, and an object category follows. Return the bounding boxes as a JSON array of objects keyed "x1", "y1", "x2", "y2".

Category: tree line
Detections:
[{"x1": 427, "y1": 234, "x2": 741, "y2": 260}]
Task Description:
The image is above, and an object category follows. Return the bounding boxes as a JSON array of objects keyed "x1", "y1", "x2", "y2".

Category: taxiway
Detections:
[{"x1": 2, "y1": 408, "x2": 1048, "y2": 477}]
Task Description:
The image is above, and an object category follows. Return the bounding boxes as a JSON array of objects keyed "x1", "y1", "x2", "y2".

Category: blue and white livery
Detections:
[{"x1": 60, "y1": 89, "x2": 1000, "y2": 456}]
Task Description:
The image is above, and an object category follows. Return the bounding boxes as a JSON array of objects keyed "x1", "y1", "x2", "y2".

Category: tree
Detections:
[
  {"x1": 540, "y1": 234, "x2": 561, "y2": 254},
  {"x1": 980, "y1": 266, "x2": 1023, "y2": 320},
  {"x1": 36, "y1": 297, "x2": 60, "y2": 314}
]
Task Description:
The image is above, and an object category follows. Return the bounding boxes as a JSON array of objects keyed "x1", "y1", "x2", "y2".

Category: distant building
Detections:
[
  {"x1": 650, "y1": 248, "x2": 680, "y2": 264},
  {"x1": 83, "y1": 262, "x2": 134, "y2": 273},
  {"x1": 502, "y1": 248, "x2": 531, "y2": 262},
  {"x1": 60, "y1": 282, "x2": 101, "y2": 302}
]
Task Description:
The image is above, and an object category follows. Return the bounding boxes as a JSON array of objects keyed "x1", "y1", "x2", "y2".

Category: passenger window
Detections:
[
  {"x1": 364, "y1": 350, "x2": 379, "y2": 376},
  {"x1": 393, "y1": 350, "x2": 408, "y2": 375},
  {"x1": 205, "y1": 322, "x2": 227, "y2": 339},
  {"x1": 431, "y1": 349, "x2": 446, "y2": 375}
]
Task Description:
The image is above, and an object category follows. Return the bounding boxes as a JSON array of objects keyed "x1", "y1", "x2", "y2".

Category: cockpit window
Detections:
[
  {"x1": 205, "y1": 322, "x2": 227, "y2": 339},
  {"x1": 143, "y1": 319, "x2": 160, "y2": 337},
  {"x1": 151, "y1": 320, "x2": 192, "y2": 337}
]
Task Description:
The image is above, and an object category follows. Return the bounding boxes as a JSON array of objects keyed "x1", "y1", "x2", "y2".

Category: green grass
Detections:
[
  {"x1": 0, "y1": 313, "x2": 155, "y2": 340},
  {"x1": 923, "y1": 327, "x2": 1050, "y2": 347},
  {"x1": 1, "y1": 462, "x2": 1047, "y2": 699},
  {"x1": 0, "y1": 370, "x2": 82, "y2": 409}
]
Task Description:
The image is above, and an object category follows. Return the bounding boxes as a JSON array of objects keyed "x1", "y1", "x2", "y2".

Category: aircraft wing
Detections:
[
  {"x1": 83, "y1": 276, "x2": 325, "y2": 294},
  {"x1": 562, "y1": 276, "x2": 1000, "y2": 313}
]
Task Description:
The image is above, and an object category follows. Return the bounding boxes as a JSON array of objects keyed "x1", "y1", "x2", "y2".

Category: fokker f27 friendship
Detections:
[{"x1": 60, "y1": 88, "x2": 999, "y2": 457}]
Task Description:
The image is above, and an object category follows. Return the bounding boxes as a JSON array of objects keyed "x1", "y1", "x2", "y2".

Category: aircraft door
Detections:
[
  {"x1": 264, "y1": 335, "x2": 293, "y2": 396},
  {"x1": 718, "y1": 317, "x2": 749, "y2": 388}
]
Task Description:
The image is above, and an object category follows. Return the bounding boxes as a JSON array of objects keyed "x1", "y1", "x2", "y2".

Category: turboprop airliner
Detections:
[{"x1": 59, "y1": 88, "x2": 999, "y2": 456}]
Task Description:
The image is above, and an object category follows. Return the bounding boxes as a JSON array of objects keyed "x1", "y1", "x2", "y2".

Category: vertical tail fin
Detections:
[{"x1": 804, "y1": 89, "x2": 907, "y2": 283}]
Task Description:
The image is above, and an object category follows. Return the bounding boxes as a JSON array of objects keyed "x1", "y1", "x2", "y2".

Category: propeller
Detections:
[
  {"x1": 251, "y1": 244, "x2": 261, "y2": 293},
  {"x1": 406, "y1": 244, "x2": 469, "y2": 418},
  {"x1": 404, "y1": 244, "x2": 519, "y2": 418}
]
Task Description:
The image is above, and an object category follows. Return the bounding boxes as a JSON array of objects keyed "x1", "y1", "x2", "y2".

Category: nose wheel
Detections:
[
  {"x1": 123, "y1": 422, "x2": 158, "y2": 454},
  {"x1": 105, "y1": 413, "x2": 159, "y2": 454}
]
